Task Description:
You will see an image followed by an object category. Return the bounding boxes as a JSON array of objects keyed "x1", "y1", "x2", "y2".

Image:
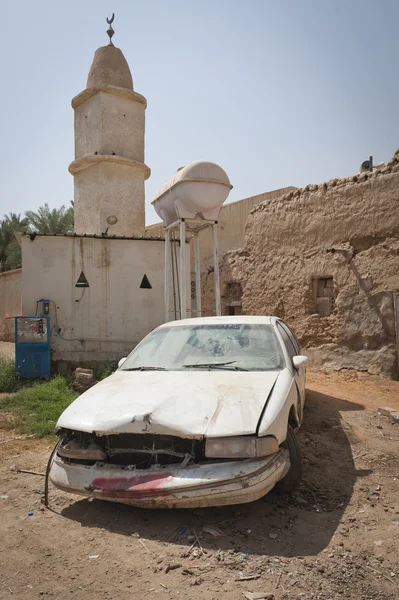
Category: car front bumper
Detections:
[{"x1": 50, "y1": 449, "x2": 290, "y2": 509}]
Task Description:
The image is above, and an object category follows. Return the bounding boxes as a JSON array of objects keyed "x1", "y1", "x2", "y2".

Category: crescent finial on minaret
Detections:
[{"x1": 106, "y1": 13, "x2": 115, "y2": 46}]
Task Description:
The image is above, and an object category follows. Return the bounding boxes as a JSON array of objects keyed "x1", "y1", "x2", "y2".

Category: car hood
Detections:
[{"x1": 57, "y1": 370, "x2": 279, "y2": 438}]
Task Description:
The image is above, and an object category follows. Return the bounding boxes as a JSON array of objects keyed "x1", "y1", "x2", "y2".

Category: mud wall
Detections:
[
  {"x1": 203, "y1": 151, "x2": 399, "y2": 378},
  {"x1": 0, "y1": 269, "x2": 22, "y2": 342}
]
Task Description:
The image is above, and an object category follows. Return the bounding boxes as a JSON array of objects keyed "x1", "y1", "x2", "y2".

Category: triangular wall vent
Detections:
[
  {"x1": 140, "y1": 274, "x2": 152, "y2": 289},
  {"x1": 75, "y1": 271, "x2": 89, "y2": 288}
]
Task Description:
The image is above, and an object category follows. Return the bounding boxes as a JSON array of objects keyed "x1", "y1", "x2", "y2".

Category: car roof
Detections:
[{"x1": 160, "y1": 316, "x2": 279, "y2": 328}]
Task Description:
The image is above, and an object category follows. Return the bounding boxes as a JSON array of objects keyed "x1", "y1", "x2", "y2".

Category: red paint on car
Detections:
[{"x1": 92, "y1": 472, "x2": 173, "y2": 492}]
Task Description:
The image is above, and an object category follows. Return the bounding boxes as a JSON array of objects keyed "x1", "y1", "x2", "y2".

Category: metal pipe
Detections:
[
  {"x1": 171, "y1": 232, "x2": 178, "y2": 319},
  {"x1": 180, "y1": 220, "x2": 186, "y2": 319},
  {"x1": 194, "y1": 233, "x2": 202, "y2": 317},
  {"x1": 164, "y1": 229, "x2": 170, "y2": 322},
  {"x1": 165, "y1": 219, "x2": 182, "y2": 231},
  {"x1": 212, "y1": 223, "x2": 221, "y2": 316}
]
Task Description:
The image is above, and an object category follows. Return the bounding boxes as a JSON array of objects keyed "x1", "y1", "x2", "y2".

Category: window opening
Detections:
[
  {"x1": 313, "y1": 277, "x2": 334, "y2": 315},
  {"x1": 75, "y1": 271, "x2": 89, "y2": 288},
  {"x1": 225, "y1": 282, "x2": 243, "y2": 316},
  {"x1": 140, "y1": 274, "x2": 152, "y2": 289}
]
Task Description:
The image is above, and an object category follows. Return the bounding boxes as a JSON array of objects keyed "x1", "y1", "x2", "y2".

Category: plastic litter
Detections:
[
  {"x1": 28, "y1": 511, "x2": 33, "y2": 516},
  {"x1": 89, "y1": 555, "x2": 99, "y2": 559},
  {"x1": 0, "y1": 495, "x2": 9, "y2": 499},
  {"x1": 203, "y1": 525, "x2": 226, "y2": 537},
  {"x1": 177, "y1": 527, "x2": 187, "y2": 535}
]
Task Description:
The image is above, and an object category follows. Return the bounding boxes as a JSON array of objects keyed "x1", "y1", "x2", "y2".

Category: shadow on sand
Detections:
[{"x1": 61, "y1": 389, "x2": 370, "y2": 557}]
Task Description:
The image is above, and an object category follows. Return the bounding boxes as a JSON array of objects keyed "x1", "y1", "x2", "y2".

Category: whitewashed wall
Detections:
[
  {"x1": 0, "y1": 269, "x2": 21, "y2": 342},
  {"x1": 21, "y1": 235, "x2": 190, "y2": 368}
]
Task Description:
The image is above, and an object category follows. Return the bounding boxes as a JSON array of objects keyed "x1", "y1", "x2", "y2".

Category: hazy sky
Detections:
[{"x1": 2, "y1": 0, "x2": 398, "y2": 225}]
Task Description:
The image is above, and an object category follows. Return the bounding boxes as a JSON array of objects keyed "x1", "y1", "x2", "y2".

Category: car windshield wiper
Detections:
[
  {"x1": 122, "y1": 366, "x2": 169, "y2": 371},
  {"x1": 183, "y1": 361, "x2": 248, "y2": 371}
]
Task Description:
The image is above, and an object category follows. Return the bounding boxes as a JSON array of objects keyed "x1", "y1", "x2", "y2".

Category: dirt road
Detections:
[{"x1": 1, "y1": 369, "x2": 398, "y2": 600}]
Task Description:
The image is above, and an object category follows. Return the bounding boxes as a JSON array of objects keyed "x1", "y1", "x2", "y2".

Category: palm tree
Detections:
[
  {"x1": 0, "y1": 213, "x2": 29, "y2": 272},
  {"x1": 26, "y1": 202, "x2": 74, "y2": 234}
]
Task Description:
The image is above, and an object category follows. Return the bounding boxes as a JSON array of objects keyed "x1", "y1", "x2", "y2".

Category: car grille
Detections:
[{"x1": 57, "y1": 430, "x2": 205, "y2": 469}]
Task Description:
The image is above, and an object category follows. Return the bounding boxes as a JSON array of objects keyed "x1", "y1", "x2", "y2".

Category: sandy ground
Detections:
[{"x1": 0, "y1": 368, "x2": 399, "y2": 600}]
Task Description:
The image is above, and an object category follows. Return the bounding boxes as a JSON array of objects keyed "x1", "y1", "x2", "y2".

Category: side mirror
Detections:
[
  {"x1": 292, "y1": 355, "x2": 309, "y2": 369},
  {"x1": 118, "y1": 357, "x2": 127, "y2": 369}
]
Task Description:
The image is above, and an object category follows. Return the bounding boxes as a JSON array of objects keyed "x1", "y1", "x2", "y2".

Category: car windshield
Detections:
[{"x1": 120, "y1": 324, "x2": 284, "y2": 372}]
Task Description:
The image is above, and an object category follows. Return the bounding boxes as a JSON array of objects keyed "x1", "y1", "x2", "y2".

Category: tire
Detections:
[{"x1": 274, "y1": 424, "x2": 302, "y2": 493}]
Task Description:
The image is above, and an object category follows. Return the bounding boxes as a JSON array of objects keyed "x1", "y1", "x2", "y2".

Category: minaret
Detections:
[{"x1": 69, "y1": 15, "x2": 150, "y2": 236}]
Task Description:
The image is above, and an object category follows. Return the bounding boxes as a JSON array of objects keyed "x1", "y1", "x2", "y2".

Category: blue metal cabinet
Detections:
[{"x1": 15, "y1": 317, "x2": 51, "y2": 379}]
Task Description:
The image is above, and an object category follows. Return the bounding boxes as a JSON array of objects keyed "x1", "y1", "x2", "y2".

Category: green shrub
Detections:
[
  {"x1": 91, "y1": 361, "x2": 118, "y2": 381},
  {"x1": 0, "y1": 357, "x2": 24, "y2": 393},
  {"x1": 1, "y1": 376, "x2": 75, "y2": 437}
]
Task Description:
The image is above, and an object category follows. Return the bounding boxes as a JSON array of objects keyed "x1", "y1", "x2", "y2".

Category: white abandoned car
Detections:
[{"x1": 51, "y1": 316, "x2": 308, "y2": 508}]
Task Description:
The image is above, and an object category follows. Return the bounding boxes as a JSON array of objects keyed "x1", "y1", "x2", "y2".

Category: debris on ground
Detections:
[
  {"x1": 243, "y1": 593, "x2": 275, "y2": 600},
  {"x1": 378, "y1": 406, "x2": 399, "y2": 423},
  {"x1": 165, "y1": 563, "x2": 182, "y2": 573},
  {"x1": 72, "y1": 368, "x2": 96, "y2": 394},
  {"x1": 203, "y1": 525, "x2": 226, "y2": 537}
]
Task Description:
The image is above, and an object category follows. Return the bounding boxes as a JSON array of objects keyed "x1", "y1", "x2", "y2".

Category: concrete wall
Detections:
[
  {"x1": 0, "y1": 269, "x2": 22, "y2": 342},
  {"x1": 20, "y1": 235, "x2": 190, "y2": 369},
  {"x1": 211, "y1": 152, "x2": 399, "y2": 378}
]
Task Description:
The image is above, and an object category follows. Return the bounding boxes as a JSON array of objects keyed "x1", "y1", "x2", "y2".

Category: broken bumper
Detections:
[{"x1": 50, "y1": 449, "x2": 290, "y2": 508}]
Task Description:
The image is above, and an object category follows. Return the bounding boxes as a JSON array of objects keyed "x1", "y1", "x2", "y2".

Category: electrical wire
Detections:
[
  {"x1": 44, "y1": 440, "x2": 60, "y2": 509},
  {"x1": 35, "y1": 297, "x2": 83, "y2": 342}
]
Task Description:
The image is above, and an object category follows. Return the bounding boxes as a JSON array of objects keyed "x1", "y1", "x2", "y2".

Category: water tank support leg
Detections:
[
  {"x1": 164, "y1": 229, "x2": 170, "y2": 322},
  {"x1": 194, "y1": 233, "x2": 202, "y2": 317},
  {"x1": 180, "y1": 220, "x2": 186, "y2": 319},
  {"x1": 212, "y1": 223, "x2": 221, "y2": 316}
]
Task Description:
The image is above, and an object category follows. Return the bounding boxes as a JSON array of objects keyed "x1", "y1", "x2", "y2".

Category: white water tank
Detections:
[{"x1": 152, "y1": 161, "x2": 233, "y2": 227}]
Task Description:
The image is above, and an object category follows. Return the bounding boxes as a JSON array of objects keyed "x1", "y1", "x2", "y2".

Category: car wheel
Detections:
[{"x1": 274, "y1": 424, "x2": 302, "y2": 494}]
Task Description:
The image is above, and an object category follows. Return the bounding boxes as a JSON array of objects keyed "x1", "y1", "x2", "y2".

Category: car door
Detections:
[{"x1": 276, "y1": 321, "x2": 306, "y2": 423}]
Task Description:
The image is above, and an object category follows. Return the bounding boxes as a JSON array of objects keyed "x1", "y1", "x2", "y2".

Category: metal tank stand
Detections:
[{"x1": 164, "y1": 218, "x2": 221, "y2": 321}]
